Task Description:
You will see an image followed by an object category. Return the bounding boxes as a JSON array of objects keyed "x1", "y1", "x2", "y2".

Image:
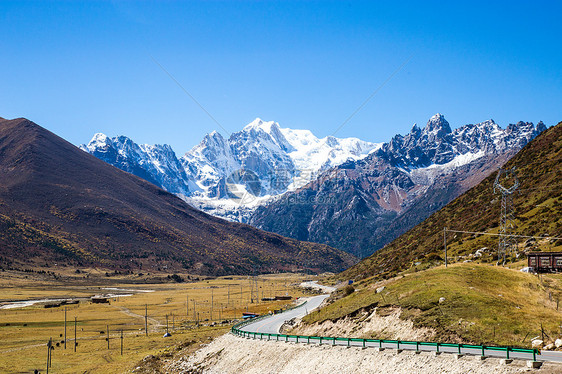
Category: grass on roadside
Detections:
[{"x1": 306, "y1": 263, "x2": 562, "y2": 347}]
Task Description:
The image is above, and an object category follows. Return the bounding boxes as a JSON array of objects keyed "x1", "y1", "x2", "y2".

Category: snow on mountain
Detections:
[
  {"x1": 81, "y1": 115, "x2": 546, "y2": 228},
  {"x1": 80, "y1": 134, "x2": 196, "y2": 197},
  {"x1": 81, "y1": 118, "x2": 381, "y2": 222},
  {"x1": 249, "y1": 114, "x2": 547, "y2": 258}
]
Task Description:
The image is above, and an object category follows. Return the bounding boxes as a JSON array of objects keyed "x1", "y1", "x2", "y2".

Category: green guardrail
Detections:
[{"x1": 231, "y1": 306, "x2": 540, "y2": 362}]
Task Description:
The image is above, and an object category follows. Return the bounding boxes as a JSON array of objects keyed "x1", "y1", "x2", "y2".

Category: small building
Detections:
[
  {"x1": 91, "y1": 296, "x2": 110, "y2": 304},
  {"x1": 527, "y1": 252, "x2": 562, "y2": 273}
]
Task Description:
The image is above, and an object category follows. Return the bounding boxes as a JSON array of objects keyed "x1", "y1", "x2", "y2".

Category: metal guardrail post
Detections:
[
  {"x1": 458, "y1": 344, "x2": 461, "y2": 354},
  {"x1": 285, "y1": 335, "x2": 288, "y2": 342},
  {"x1": 397, "y1": 340, "x2": 400, "y2": 350},
  {"x1": 436, "y1": 343, "x2": 440, "y2": 353},
  {"x1": 333, "y1": 337, "x2": 336, "y2": 346},
  {"x1": 379, "y1": 340, "x2": 382, "y2": 348},
  {"x1": 319, "y1": 337, "x2": 322, "y2": 345},
  {"x1": 307, "y1": 336, "x2": 310, "y2": 344},
  {"x1": 416, "y1": 341, "x2": 419, "y2": 352},
  {"x1": 363, "y1": 339, "x2": 366, "y2": 349},
  {"x1": 296, "y1": 336, "x2": 299, "y2": 343},
  {"x1": 481, "y1": 346, "x2": 485, "y2": 357},
  {"x1": 506, "y1": 347, "x2": 510, "y2": 360}
]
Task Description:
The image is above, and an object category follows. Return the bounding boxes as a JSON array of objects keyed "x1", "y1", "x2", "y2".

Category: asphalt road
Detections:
[{"x1": 242, "y1": 295, "x2": 329, "y2": 334}]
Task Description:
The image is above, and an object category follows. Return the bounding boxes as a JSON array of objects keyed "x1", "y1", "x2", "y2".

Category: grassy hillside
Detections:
[
  {"x1": 340, "y1": 121, "x2": 562, "y2": 281},
  {"x1": 306, "y1": 263, "x2": 562, "y2": 347}
]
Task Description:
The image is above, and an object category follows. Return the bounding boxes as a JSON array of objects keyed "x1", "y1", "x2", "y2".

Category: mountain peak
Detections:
[
  {"x1": 83, "y1": 132, "x2": 112, "y2": 152},
  {"x1": 424, "y1": 113, "x2": 452, "y2": 137},
  {"x1": 243, "y1": 118, "x2": 279, "y2": 134}
]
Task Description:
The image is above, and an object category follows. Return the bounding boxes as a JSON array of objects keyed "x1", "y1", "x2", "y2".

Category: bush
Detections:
[{"x1": 343, "y1": 284, "x2": 355, "y2": 296}]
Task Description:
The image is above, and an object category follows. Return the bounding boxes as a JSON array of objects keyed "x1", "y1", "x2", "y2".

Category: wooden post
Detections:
[
  {"x1": 107, "y1": 325, "x2": 110, "y2": 349},
  {"x1": 186, "y1": 295, "x2": 189, "y2": 317},
  {"x1": 166, "y1": 314, "x2": 169, "y2": 334},
  {"x1": 145, "y1": 304, "x2": 148, "y2": 336},
  {"x1": 74, "y1": 317, "x2": 77, "y2": 352},
  {"x1": 120, "y1": 329, "x2": 123, "y2": 355},
  {"x1": 64, "y1": 307, "x2": 67, "y2": 349}
]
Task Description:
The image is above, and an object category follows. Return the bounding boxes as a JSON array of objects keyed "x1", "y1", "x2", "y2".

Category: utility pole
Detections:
[
  {"x1": 444, "y1": 227, "x2": 448, "y2": 268},
  {"x1": 74, "y1": 317, "x2": 77, "y2": 352},
  {"x1": 46, "y1": 337, "x2": 52, "y2": 374},
  {"x1": 120, "y1": 329, "x2": 123, "y2": 355},
  {"x1": 186, "y1": 294, "x2": 189, "y2": 317},
  {"x1": 211, "y1": 289, "x2": 214, "y2": 321},
  {"x1": 64, "y1": 307, "x2": 67, "y2": 349},
  {"x1": 145, "y1": 304, "x2": 148, "y2": 336},
  {"x1": 494, "y1": 168, "x2": 520, "y2": 266},
  {"x1": 107, "y1": 325, "x2": 110, "y2": 349}
]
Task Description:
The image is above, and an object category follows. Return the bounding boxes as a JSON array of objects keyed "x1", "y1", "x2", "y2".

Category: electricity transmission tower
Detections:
[{"x1": 493, "y1": 167, "x2": 519, "y2": 265}]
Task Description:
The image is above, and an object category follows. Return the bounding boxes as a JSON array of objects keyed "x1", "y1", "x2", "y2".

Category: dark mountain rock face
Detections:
[
  {"x1": 0, "y1": 117, "x2": 356, "y2": 274},
  {"x1": 249, "y1": 115, "x2": 546, "y2": 258}
]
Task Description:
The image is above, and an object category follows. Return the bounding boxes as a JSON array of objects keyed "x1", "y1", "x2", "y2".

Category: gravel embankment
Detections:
[{"x1": 166, "y1": 333, "x2": 562, "y2": 373}]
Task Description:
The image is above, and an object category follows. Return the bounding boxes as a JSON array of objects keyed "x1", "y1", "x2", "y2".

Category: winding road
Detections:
[{"x1": 243, "y1": 295, "x2": 329, "y2": 334}]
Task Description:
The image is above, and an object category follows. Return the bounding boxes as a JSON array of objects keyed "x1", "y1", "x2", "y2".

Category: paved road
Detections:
[{"x1": 242, "y1": 295, "x2": 329, "y2": 334}]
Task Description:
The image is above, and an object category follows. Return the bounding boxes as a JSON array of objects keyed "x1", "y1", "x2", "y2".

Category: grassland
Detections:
[
  {"x1": 0, "y1": 270, "x2": 311, "y2": 373},
  {"x1": 305, "y1": 263, "x2": 562, "y2": 347}
]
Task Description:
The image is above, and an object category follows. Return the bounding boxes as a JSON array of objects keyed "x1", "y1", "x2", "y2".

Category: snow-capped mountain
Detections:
[
  {"x1": 81, "y1": 118, "x2": 381, "y2": 221},
  {"x1": 249, "y1": 114, "x2": 547, "y2": 258},
  {"x1": 80, "y1": 134, "x2": 197, "y2": 197}
]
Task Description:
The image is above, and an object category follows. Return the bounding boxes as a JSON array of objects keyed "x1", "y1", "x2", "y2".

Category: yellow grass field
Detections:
[{"x1": 0, "y1": 270, "x2": 312, "y2": 373}]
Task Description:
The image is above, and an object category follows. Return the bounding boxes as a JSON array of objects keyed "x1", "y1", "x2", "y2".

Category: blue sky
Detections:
[{"x1": 1, "y1": 1, "x2": 560, "y2": 154}]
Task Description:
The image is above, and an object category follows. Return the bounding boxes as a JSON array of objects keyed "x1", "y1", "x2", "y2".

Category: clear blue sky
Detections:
[{"x1": 1, "y1": 1, "x2": 560, "y2": 154}]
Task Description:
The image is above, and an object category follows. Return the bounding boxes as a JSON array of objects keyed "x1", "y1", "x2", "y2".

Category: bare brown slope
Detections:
[
  {"x1": 0, "y1": 117, "x2": 356, "y2": 275},
  {"x1": 340, "y1": 121, "x2": 562, "y2": 281}
]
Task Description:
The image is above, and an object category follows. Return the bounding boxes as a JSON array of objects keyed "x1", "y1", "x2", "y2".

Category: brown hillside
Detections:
[{"x1": 0, "y1": 117, "x2": 356, "y2": 275}]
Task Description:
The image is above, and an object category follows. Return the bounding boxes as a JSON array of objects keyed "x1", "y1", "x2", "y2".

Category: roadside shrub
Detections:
[{"x1": 343, "y1": 284, "x2": 355, "y2": 296}]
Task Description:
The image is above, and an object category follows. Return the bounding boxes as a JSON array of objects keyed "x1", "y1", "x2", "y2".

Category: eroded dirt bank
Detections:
[
  {"x1": 288, "y1": 307, "x2": 436, "y2": 341},
  {"x1": 165, "y1": 333, "x2": 562, "y2": 374}
]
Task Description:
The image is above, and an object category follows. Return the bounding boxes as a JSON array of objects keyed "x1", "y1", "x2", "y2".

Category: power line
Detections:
[{"x1": 445, "y1": 229, "x2": 562, "y2": 241}]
